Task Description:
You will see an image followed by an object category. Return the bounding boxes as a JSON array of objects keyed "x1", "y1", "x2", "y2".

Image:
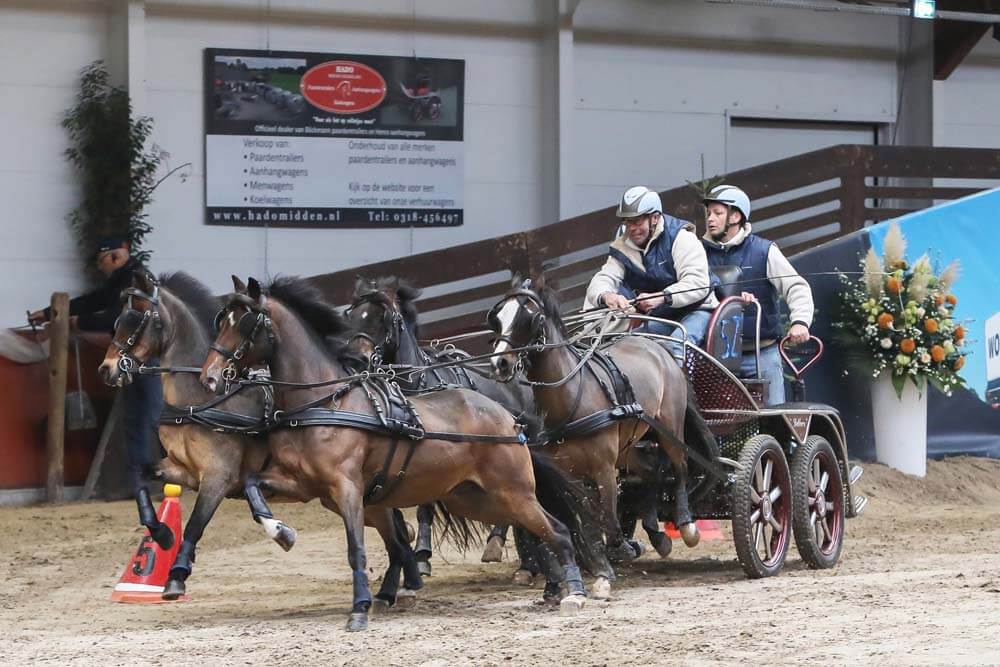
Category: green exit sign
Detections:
[{"x1": 911, "y1": 0, "x2": 936, "y2": 19}]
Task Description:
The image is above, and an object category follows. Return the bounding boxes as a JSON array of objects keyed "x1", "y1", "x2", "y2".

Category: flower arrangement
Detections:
[{"x1": 834, "y1": 222, "x2": 968, "y2": 398}]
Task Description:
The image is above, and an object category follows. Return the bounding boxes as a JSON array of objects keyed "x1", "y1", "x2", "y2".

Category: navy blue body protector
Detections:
[
  {"x1": 703, "y1": 233, "x2": 782, "y2": 342},
  {"x1": 609, "y1": 215, "x2": 712, "y2": 321}
]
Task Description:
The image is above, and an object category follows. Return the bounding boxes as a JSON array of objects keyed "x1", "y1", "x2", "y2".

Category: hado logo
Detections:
[{"x1": 300, "y1": 60, "x2": 387, "y2": 114}]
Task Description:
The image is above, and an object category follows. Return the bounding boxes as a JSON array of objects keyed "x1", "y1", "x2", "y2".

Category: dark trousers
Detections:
[{"x1": 123, "y1": 362, "x2": 164, "y2": 493}]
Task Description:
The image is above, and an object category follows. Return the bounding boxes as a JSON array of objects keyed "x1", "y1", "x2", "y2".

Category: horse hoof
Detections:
[
  {"x1": 162, "y1": 578, "x2": 186, "y2": 600},
  {"x1": 591, "y1": 576, "x2": 611, "y2": 601},
  {"x1": 405, "y1": 522, "x2": 416, "y2": 544},
  {"x1": 261, "y1": 518, "x2": 297, "y2": 551},
  {"x1": 653, "y1": 536, "x2": 673, "y2": 559},
  {"x1": 150, "y1": 523, "x2": 175, "y2": 551},
  {"x1": 559, "y1": 593, "x2": 586, "y2": 617},
  {"x1": 371, "y1": 598, "x2": 392, "y2": 615},
  {"x1": 512, "y1": 569, "x2": 535, "y2": 586},
  {"x1": 481, "y1": 535, "x2": 504, "y2": 563},
  {"x1": 628, "y1": 539, "x2": 648, "y2": 559},
  {"x1": 679, "y1": 522, "x2": 701, "y2": 548},
  {"x1": 345, "y1": 612, "x2": 369, "y2": 632},
  {"x1": 606, "y1": 541, "x2": 635, "y2": 565},
  {"x1": 395, "y1": 588, "x2": 417, "y2": 610},
  {"x1": 417, "y1": 560, "x2": 432, "y2": 577}
]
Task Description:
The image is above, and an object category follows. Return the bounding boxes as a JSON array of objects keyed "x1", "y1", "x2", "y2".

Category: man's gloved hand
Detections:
[
  {"x1": 787, "y1": 323, "x2": 810, "y2": 345},
  {"x1": 635, "y1": 291, "x2": 672, "y2": 314},
  {"x1": 27, "y1": 310, "x2": 47, "y2": 325}
]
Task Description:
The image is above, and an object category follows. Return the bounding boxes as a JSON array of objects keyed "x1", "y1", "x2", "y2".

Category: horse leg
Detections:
[
  {"x1": 369, "y1": 509, "x2": 422, "y2": 613},
  {"x1": 329, "y1": 482, "x2": 372, "y2": 632},
  {"x1": 514, "y1": 529, "x2": 563, "y2": 603},
  {"x1": 511, "y1": 526, "x2": 541, "y2": 585},
  {"x1": 243, "y1": 473, "x2": 299, "y2": 551},
  {"x1": 642, "y1": 501, "x2": 672, "y2": 559},
  {"x1": 481, "y1": 524, "x2": 508, "y2": 563},
  {"x1": 162, "y1": 475, "x2": 231, "y2": 599},
  {"x1": 414, "y1": 504, "x2": 434, "y2": 576},
  {"x1": 660, "y1": 443, "x2": 700, "y2": 548},
  {"x1": 134, "y1": 484, "x2": 174, "y2": 552},
  {"x1": 507, "y1": 498, "x2": 588, "y2": 616}
]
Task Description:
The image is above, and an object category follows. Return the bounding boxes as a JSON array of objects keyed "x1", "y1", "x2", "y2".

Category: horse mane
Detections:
[
  {"x1": 529, "y1": 279, "x2": 568, "y2": 336},
  {"x1": 266, "y1": 276, "x2": 364, "y2": 370},
  {"x1": 159, "y1": 272, "x2": 220, "y2": 331}
]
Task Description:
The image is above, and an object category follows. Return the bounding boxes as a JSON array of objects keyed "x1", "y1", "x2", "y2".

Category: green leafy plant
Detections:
[
  {"x1": 833, "y1": 222, "x2": 968, "y2": 398},
  {"x1": 62, "y1": 61, "x2": 189, "y2": 270}
]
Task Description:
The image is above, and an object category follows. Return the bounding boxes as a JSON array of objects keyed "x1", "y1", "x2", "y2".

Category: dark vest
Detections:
[
  {"x1": 609, "y1": 215, "x2": 708, "y2": 320},
  {"x1": 704, "y1": 233, "x2": 782, "y2": 342}
]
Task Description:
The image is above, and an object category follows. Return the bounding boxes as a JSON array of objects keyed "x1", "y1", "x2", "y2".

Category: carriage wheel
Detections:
[
  {"x1": 790, "y1": 435, "x2": 845, "y2": 569},
  {"x1": 731, "y1": 434, "x2": 792, "y2": 579}
]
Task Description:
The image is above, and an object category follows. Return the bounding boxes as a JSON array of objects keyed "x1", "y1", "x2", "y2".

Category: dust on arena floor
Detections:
[{"x1": 2, "y1": 456, "x2": 999, "y2": 665}]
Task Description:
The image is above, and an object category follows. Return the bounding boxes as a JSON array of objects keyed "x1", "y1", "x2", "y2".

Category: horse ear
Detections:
[
  {"x1": 232, "y1": 275, "x2": 247, "y2": 293},
  {"x1": 247, "y1": 277, "x2": 261, "y2": 300},
  {"x1": 135, "y1": 269, "x2": 154, "y2": 292}
]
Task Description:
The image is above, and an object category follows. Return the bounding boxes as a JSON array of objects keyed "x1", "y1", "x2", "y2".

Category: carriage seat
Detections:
[{"x1": 702, "y1": 266, "x2": 746, "y2": 374}]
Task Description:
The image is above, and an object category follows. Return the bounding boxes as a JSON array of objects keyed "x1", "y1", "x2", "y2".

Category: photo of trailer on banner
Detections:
[{"x1": 204, "y1": 48, "x2": 464, "y2": 228}]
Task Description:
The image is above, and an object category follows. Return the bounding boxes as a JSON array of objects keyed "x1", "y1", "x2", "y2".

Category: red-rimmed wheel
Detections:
[
  {"x1": 790, "y1": 435, "x2": 845, "y2": 569},
  {"x1": 731, "y1": 434, "x2": 792, "y2": 578}
]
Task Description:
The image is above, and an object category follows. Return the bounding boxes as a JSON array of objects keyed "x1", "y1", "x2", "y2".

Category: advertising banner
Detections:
[{"x1": 204, "y1": 48, "x2": 464, "y2": 228}]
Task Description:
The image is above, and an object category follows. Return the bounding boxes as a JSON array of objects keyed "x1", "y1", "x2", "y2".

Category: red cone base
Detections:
[
  {"x1": 663, "y1": 519, "x2": 725, "y2": 541},
  {"x1": 111, "y1": 484, "x2": 187, "y2": 604}
]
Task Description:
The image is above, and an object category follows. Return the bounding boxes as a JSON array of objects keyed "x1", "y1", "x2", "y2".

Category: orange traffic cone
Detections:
[
  {"x1": 663, "y1": 520, "x2": 725, "y2": 542},
  {"x1": 110, "y1": 484, "x2": 186, "y2": 604}
]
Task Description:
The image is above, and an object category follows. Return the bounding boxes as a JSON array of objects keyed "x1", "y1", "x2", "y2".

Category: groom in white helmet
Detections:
[{"x1": 586, "y1": 185, "x2": 717, "y2": 355}]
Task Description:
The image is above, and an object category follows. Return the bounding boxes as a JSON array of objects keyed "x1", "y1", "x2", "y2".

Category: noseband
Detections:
[{"x1": 113, "y1": 284, "x2": 163, "y2": 377}]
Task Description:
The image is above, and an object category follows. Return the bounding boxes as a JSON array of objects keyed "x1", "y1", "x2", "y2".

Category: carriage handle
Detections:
[{"x1": 778, "y1": 334, "x2": 824, "y2": 380}]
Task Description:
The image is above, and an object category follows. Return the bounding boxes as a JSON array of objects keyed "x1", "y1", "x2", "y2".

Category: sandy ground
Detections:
[{"x1": 2, "y1": 456, "x2": 999, "y2": 666}]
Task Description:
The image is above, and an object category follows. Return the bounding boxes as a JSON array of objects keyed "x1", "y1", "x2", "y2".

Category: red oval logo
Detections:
[{"x1": 300, "y1": 61, "x2": 387, "y2": 114}]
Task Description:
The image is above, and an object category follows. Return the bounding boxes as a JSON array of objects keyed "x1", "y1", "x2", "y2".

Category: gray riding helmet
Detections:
[
  {"x1": 703, "y1": 184, "x2": 751, "y2": 222},
  {"x1": 616, "y1": 186, "x2": 663, "y2": 219}
]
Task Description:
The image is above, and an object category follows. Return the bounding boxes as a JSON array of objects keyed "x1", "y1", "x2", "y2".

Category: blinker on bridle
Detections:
[
  {"x1": 211, "y1": 294, "x2": 275, "y2": 385},
  {"x1": 346, "y1": 293, "x2": 404, "y2": 367},
  {"x1": 487, "y1": 287, "x2": 548, "y2": 371},
  {"x1": 113, "y1": 284, "x2": 162, "y2": 377}
]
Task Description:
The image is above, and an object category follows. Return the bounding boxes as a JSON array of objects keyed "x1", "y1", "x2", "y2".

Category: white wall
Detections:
[
  {"x1": 1, "y1": 0, "x2": 997, "y2": 325},
  {"x1": 0, "y1": 1, "x2": 110, "y2": 323}
]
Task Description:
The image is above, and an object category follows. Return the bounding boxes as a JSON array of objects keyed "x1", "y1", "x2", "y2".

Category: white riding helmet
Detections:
[
  {"x1": 616, "y1": 186, "x2": 662, "y2": 219},
  {"x1": 704, "y1": 184, "x2": 751, "y2": 222}
]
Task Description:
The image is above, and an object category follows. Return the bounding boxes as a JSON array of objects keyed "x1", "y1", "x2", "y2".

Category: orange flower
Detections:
[
  {"x1": 955, "y1": 325, "x2": 966, "y2": 340},
  {"x1": 933, "y1": 293, "x2": 945, "y2": 306},
  {"x1": 930, "y1": 345, "x2": 946, "y2": 362},
  {"x1": 954, "y1": 356, "x2": 965, "y2": 371},
  {"x1": 924, "y1": 318, "x2": 938, "y2": 334},
  {"x1": 886, "y1": 277, "x2": 903, "y2": 294},
  {"x1": 900, "y1": 338, "x2": 916, "y2": 354},
  {"x1": 946, "y1": 294, "x2": 957, "y2": 305},
  {"x1": 877, "y1": 313, "x2": 894, "y2": 329}
]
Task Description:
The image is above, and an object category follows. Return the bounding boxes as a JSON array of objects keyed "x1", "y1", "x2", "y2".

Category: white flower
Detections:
[
  {"x1": 943, "y1": 341, "x2": 955, "y2": 354},
  {"x1": 915, "y1": 307, "x2": 925, "y2": 318},
  {"x1": 920, "y1": 353, "x2": 931, "y2": 364},
  {"x1": 938, "y1": 305, "x2": 949, "y2": 317},
  {"x1": 880, "y1": 338, "x2": 893, "y2": 349}
]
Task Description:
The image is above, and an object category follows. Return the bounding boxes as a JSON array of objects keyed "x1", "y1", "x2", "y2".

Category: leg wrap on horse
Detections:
[
  {"x1": 169, "y1": 539, "x2": 197, "y2": 579},
  {"x1": 352, "y1": 570, "x2": 372, "y2": 611},
  {"x1": 415, "y1": 516, "x2": 433, "y2": 559},
  {"x1": 244, "y1": 477, "x2": 275, "y2": 522},
  {"x1": 135, "y1": 487, "x2": 174, "y2": 550},
  {"x1": 562, "y1": 563, "x2": 586, "y2": 596}
]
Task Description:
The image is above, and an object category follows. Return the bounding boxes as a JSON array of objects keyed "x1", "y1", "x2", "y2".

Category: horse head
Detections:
[
  {"x1": 99, "y1": 269, "x2": 166, "y2": 387},
  {"x1": 487, "y1": 275, "x2": 552, "y2": 382},
  {"x1": 201, "y1": 275, "x2": 274, "y2": 393}
]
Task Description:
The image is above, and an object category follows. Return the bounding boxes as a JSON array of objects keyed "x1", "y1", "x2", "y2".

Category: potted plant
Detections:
[{"x1": 834, "y1": 222, "x2": 968, "y2": 476}]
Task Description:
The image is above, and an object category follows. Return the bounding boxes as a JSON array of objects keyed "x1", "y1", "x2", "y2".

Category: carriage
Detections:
[{"x1": 565, "y1": 283, "x2": 868, "y2": 579}]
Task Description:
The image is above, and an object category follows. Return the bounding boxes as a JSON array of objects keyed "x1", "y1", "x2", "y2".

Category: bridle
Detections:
[
  {"x1": 113, "y1": 284, "x2": 163, "y2": 378},
  {"x1": 486, "y1": 287, "x2": 548, "y2": 375},
  {"x1": 211, "y1": 294, "x2": 276, "y2": 386},
  {"x1": 346, "y1": 293, "x2": 404, "y2": 367}
]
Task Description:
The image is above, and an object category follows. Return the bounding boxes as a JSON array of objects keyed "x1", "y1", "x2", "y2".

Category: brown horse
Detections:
[
  {"x1": 200, "y1": 276, "x2": 590, "y2": 631},
  {"x1": 488, "y1": 276, "x2": 721, "y2": 599},
  {"x1": 96, "y1": 270, "x2": 285, "y2": 599},
  {"x1": 347, "y1": 276, "x2": 539, "y2": 577}
]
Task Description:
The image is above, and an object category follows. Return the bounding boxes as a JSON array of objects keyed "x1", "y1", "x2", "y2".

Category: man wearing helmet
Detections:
[
  {"x1": 701, "y1": 184, "x2": 814, "y2": 405},
  {"x1": 586, "y1": 186, "x2": 717, "y2": 354}
]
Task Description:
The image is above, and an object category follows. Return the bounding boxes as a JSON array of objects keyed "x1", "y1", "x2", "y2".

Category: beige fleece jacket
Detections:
[{"x1": 585, "y1": 218, "x2": 718, "y2": 312}]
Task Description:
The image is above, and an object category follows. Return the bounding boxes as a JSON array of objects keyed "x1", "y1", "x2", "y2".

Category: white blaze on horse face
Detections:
[
  {"x1": 492, "y1": 300, "x2": 521, "y2": 355},
  {"x1": 227, "y1": 311, "x2": 238, "y2": 329}
]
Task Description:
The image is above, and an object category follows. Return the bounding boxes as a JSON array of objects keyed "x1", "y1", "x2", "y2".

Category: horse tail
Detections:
[
  {"x1": 683, "y1": 385, "x2": 721, "y2": 461},
  {"x1": 529, "y1": 450, "x2": 605, "y2": 573},
  {"x1": 426, "y1": 501, "x2": 484, "y2": 554}
]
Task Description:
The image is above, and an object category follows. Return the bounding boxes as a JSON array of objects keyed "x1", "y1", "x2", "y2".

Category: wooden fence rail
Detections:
[{"x1": 309, "y1": 145, "x2": 1000, "y2": 342}]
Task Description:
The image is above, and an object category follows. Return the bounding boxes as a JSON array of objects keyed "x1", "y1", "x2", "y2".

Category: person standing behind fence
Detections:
[
  {"x1": 700, "y1": 185, "x2": 814, "y2": 405},
  {"x1": 30, "y1": 235, "x2": 170, "y2": 545}
]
